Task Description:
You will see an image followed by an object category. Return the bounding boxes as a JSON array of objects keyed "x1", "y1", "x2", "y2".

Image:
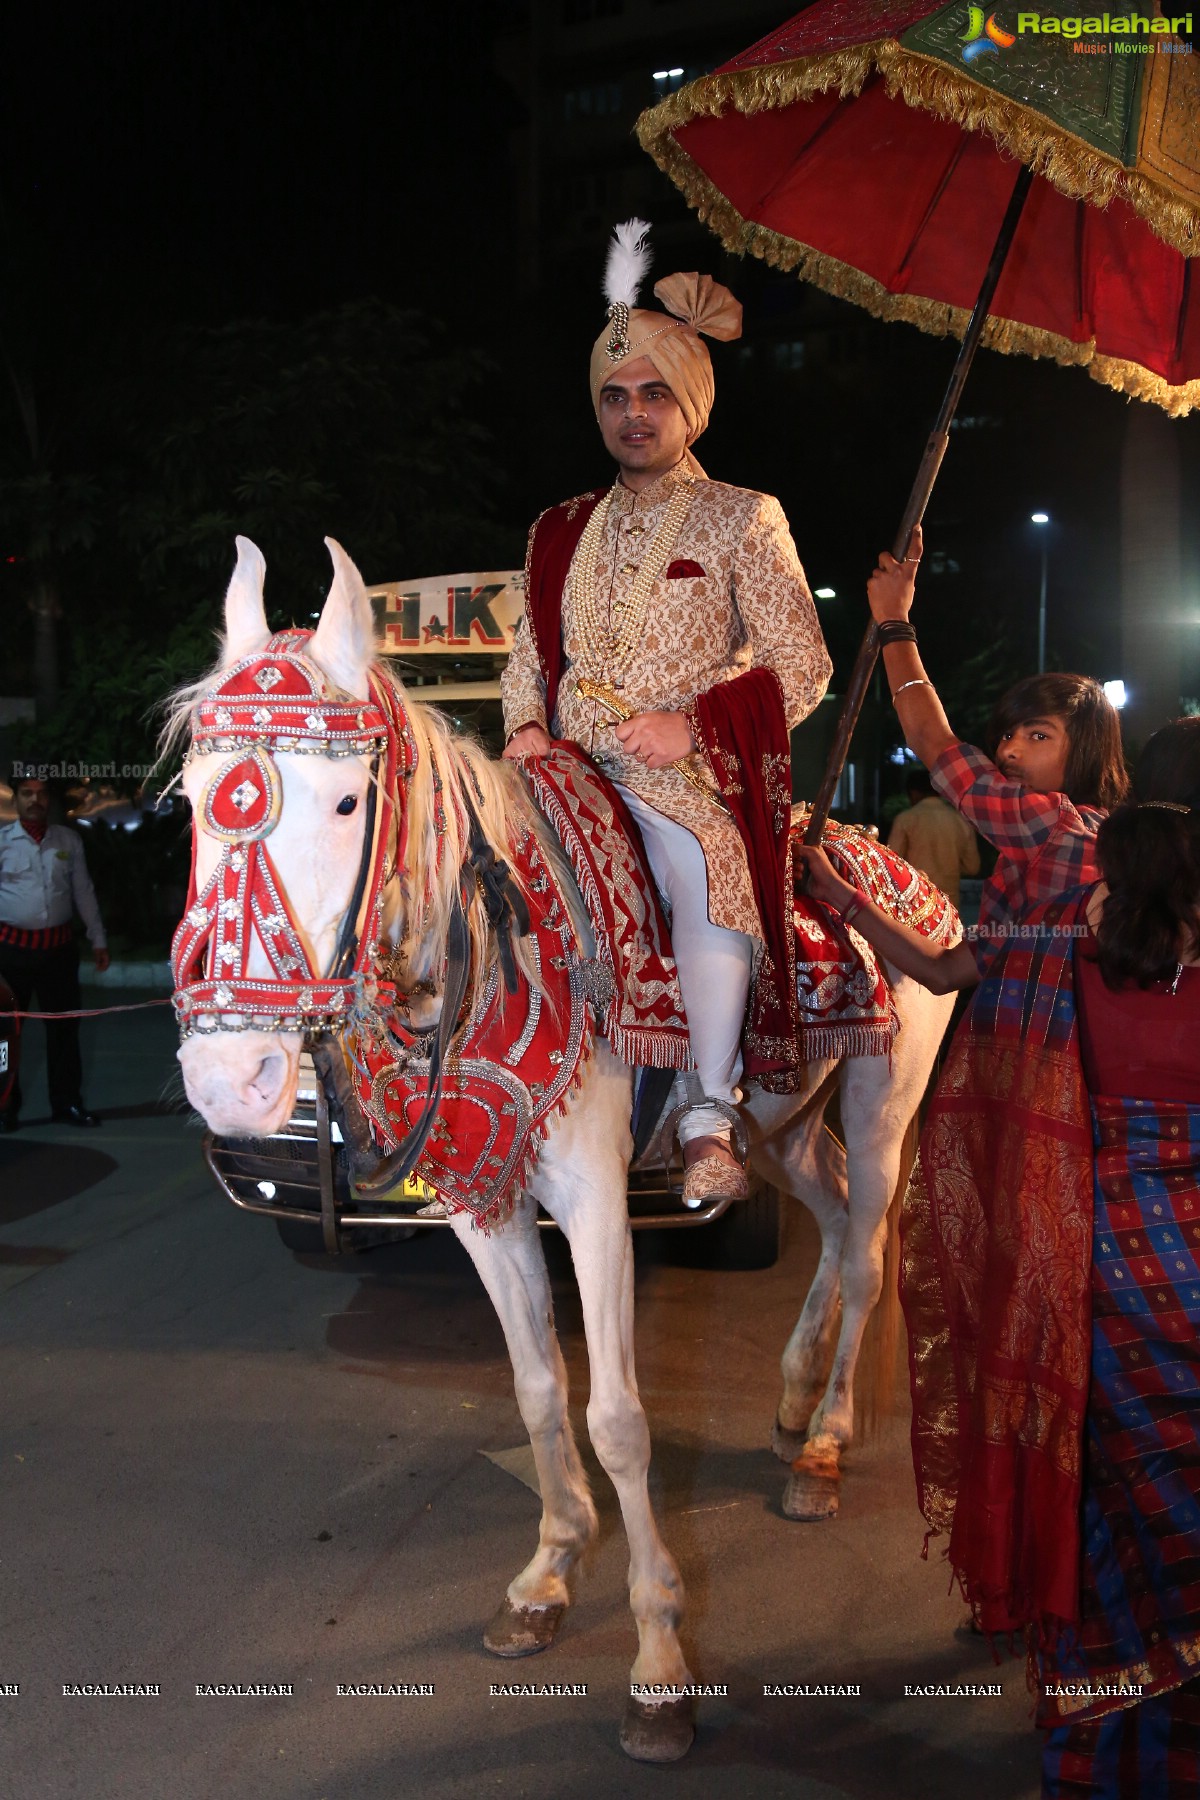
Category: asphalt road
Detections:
[{"x1": 0, "y1": 999, "x2": 1042, "y2": 1800}]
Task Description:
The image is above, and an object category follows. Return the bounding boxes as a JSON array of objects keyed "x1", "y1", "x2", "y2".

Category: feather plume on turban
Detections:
[{"x1": 588, "y1": 222, "x2": 742, "y2": 456}]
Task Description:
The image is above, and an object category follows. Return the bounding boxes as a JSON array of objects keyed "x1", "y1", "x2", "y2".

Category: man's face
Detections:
[
  {"x1": 15, "y1": 781, "x2": 48, "y2": 822},
  {"x1": 996, "y1": 715, "x2": 1070, "y2": 793},
  {"x1": 597, "y1": 356, "x2": 689, "y2": 485}
]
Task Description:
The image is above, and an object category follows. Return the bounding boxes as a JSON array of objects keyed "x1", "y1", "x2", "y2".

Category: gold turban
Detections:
[{"x1": 588, "y1": 271, "x2": 743, "y2": 448}]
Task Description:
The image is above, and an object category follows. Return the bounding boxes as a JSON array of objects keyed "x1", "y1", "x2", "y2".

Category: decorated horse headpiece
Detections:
[{"x1": 171, "y1": 629, "x2": 417, "y2": 1038}]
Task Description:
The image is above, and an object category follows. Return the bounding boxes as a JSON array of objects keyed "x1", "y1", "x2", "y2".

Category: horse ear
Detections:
[
  {"x1": 310, "y1": 538, "x2": 375, "y2": 698},
  {"x1": 222, "y1": 537, "x2": 270, "y2": 666}
]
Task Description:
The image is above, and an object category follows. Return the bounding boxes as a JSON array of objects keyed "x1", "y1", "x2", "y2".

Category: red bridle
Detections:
[{"x1": 171, "y1": 630, "x2": 415, "y2": 1038}]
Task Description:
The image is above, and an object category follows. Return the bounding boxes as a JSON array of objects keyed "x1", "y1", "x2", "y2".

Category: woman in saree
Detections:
[{"x1": 800, "y1": 716, "x2": 1200, "y2": 1798}]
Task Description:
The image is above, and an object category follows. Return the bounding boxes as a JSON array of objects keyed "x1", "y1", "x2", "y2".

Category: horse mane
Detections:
[
  {"x1": 158, "y1": 655, "x2": 224, "y2": 770},
  {"x1": 378, "y1": 660, "x2": 557, "y2": 1008}
]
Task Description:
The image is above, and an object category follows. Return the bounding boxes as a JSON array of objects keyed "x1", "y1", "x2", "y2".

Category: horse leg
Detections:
[
  {"x1": 783, "y1": 982, "x2": 945, "y2": 1518},
  {"x1": 533, "y1": 1044, "x2": 694, "y2": 1764},
  {"x1": 449, "y1": 1196, "x2": 597, "y2": 1657},
  {"x1": 772, "y1": 1123, "x2": 848, "y2": 1463},
  {"x1": 742, "y1": 1081, "x2": 847, "y2": 1463}
]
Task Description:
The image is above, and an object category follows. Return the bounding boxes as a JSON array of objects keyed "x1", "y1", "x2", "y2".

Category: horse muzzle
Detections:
[{"x1": 178, "y1": 1032, "x2": 300, "y2": 1138}]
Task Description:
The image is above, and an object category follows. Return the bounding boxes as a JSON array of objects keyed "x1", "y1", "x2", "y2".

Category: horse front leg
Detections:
[
  {"x1": 450, "y1": 1197, "x2": 597, "y2": 1656},
  {"x1": 534, "y1": 1046, "x2": 694, "y2": 1764}
]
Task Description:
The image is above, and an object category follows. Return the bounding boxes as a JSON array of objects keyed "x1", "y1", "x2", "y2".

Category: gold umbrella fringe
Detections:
[
  {"x1": 642, "y1": 131, "x2": 1198, "y2": 416},
  {"x1": 637, "y1": 40, "x2": 1200, "y2": 259},
  {"x1": 881, "y1": 45, "x2": 1199, "y2": 258}
]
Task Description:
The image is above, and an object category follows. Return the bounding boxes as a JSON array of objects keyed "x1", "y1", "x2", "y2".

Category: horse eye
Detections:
[{"x1": 336, "y1": 795, "x2": 358, "y2": 816}]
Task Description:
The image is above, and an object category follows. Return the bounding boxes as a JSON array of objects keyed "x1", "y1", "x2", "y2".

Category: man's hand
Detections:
[
  {"x1": 93, "y1": 947, "x2": 111, "y2": 973},
  {"x1": 502, "y1": 724, "x2": 552, "y2": 761},
  {"x1": 867, "y1": 523, "x2": 922, "y2": 623},
  {"x1": 794, "y1": 844, "x2": 856, "y2": 914},
  {"x1": 613, "y1": 710, "x2": 695, "y2": 770}
]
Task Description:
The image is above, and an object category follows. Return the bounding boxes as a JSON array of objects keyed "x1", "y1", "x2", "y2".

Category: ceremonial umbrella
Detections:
[{"x1": 636, "y1": 1, "x2": 1200, "y2": 837}]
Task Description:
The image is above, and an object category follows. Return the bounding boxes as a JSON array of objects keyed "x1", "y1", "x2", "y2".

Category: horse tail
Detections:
[{"x1": 855, "y1": 1107, "x2": 921, "y2": 1443}]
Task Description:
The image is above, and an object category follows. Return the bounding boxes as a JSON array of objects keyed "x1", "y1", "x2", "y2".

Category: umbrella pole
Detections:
[{"x1": 803, "y1": 163, "x2": 1034, "y2": 847}]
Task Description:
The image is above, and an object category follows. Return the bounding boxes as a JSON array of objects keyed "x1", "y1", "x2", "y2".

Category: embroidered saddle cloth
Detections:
[
  {"x1": 348, "y1": 819, "x2": 599, "y2": 1228},
  {"x1": 520, "y1": 744, "x2": 692, "y2": 1070},
  {"x1": 347, "y1": 746, "x2": 690, "y2": 1228},
  {"x1": 346, "y1": 775, "x2": 955, "y2": 1227},
  {"x1": 524, "y1": 753, "x2": 959, "y2": 1068},
  {"x1": 791, "y1": 808, "x2": 961, "y2": 1060}
]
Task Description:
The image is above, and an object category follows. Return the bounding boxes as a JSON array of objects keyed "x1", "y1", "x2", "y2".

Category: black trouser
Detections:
[{"x1": 0, "y1": 940, "x2": 83, "y2": 1116}]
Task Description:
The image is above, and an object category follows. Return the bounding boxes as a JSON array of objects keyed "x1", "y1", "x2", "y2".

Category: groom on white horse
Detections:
[{"x1": 502, "y1": 222, "x2": 832, "y2": 1203}]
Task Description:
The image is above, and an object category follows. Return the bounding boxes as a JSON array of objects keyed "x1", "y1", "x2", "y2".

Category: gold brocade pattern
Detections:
[{"x1": 503, "y1": 465, "x2": 832, "y2": 940}]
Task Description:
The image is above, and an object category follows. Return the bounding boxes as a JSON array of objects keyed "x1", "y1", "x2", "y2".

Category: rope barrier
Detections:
[{"x1": 0, "y1": 999, "x2": 172, "y2": 1021}]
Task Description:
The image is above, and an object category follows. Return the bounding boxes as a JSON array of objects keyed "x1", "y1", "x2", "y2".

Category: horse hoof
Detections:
[
  {"x1": 482, "y1": 1598, "x2": 565, "y2": 1658},
  {"x1": 771, "y1": 1417, "x2": 809, "y2": 1464},
  {"x1": 619, "y1": 1695, "x2": 695, "y2": 1763},
  {"x1": 782, "y1": 1450, "x2": 841, "y2": 1521}
]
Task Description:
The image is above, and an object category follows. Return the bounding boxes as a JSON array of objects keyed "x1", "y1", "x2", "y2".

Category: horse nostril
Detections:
[{"x1": 247, "y1": 1053, "x2": 285, "y2": 1101}]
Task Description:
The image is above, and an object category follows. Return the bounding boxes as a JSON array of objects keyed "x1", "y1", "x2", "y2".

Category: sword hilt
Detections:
[{"x1": 573, "y1": 676, "x2": 727, "y2": 812}]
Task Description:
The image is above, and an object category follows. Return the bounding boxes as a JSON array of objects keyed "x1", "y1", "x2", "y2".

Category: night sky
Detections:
[
  {"x1": 2, "y1": 3, "x2": 511, "y2": 329},
  {"x1": 3, "y1": 1, "x2": 1199, "y2": 749}
]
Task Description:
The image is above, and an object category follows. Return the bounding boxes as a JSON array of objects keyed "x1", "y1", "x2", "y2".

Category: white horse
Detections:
[{"x1": 171, "y1": 539, "x2": 953, "y2": 1760}]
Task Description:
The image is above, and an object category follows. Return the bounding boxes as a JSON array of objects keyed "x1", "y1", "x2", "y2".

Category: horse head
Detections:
[{"x1": 173, "y1": 536, "x2": 399, "y2": 1138}]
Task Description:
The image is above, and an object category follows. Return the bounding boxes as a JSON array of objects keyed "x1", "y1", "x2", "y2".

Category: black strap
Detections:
[
  {"x1": 631, "y1": 1065, "x2": 676, "y2": 1163},
  {"x1": 352, "y1": 890, "x2": 472, "y2": 1197},
  {"x1": 462, "y1": 793, "x2": 531, "y2": 995},
  {"x1": 329, "y1": 756, "x2": 380, "y2": 980}
]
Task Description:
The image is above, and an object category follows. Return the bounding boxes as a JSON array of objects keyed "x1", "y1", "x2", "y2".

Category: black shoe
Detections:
[{"x1": 51, "y1": 1105, "x2": 101, "y2": 1127}]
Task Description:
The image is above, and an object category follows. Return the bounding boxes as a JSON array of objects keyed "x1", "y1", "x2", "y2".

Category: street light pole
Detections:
[{"x1": 1032, "y1": 512, "x2": 1049, "y2": 672}]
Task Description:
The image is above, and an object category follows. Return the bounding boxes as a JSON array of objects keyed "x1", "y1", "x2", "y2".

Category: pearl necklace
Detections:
[{"x1": 569, "y1": 472, "x2": 695, "y2": 683}]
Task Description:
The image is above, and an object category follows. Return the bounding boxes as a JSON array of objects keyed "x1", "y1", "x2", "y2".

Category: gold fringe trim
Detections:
[
  {"x1": 637, "y1": 39, "x2": 1200, "y2": 260},
  {"x1": 638, "y1": 110, "x2": 1200, "y2": 417}
]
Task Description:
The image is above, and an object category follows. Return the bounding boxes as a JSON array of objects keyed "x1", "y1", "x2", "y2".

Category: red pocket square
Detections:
[{"x1": 665, "y1": 559, "x2": 705, "y2": 579}]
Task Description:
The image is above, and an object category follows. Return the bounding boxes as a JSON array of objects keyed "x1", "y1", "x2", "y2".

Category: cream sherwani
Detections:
[{"x1": 501, "y1": 462, "x2": 832, "y2": 942}]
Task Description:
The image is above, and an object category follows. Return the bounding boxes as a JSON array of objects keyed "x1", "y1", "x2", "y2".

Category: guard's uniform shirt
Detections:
[{"x1": 0, "y1": 821, "x2": 107, "y2": 947}]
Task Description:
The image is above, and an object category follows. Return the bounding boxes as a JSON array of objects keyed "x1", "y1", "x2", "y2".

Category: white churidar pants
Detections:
[{"x1": 618, "y1": 788, "x2": 755, "y2": 1145}]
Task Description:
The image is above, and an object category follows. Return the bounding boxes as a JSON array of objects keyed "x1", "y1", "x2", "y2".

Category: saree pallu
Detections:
[
  {"x1": 1040, "y1": 1098, "x2": 1200, "y2": 1797},
  {"x1": 902, "y1": 893, "x2": 1095, "y2": 1638}
]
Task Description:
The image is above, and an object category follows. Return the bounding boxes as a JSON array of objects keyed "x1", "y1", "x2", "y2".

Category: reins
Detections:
[{"x1": 329, "y1": 756, "x2": 381, "y2": 982}]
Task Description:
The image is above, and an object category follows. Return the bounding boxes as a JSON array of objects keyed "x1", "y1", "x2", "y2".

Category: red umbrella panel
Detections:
[{"x1": 638, "y1": 0, "x2": 1200, "y2": 415}]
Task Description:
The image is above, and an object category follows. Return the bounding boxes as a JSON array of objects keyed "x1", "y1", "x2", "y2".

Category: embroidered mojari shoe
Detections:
[
  {"x1": 681, "y1": 1149, "x2": 749, "y2": 1208},
  {"x1": 659, "y1": 1097, "x2": 751, "y2": 1210}
]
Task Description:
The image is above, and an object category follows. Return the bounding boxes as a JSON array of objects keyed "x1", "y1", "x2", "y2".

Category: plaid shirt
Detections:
[{"x1": 931, "y1": 739, "x2": 1105, "y2": 972}]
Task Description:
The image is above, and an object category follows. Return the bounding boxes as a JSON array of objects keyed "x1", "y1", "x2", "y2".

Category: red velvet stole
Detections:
[
  {"x1": 525, "y1": 490, "x2": 605, "y2": 728},
  {"x1": 688, "y1": 668, "x2": 803, "y2": 1091}
]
